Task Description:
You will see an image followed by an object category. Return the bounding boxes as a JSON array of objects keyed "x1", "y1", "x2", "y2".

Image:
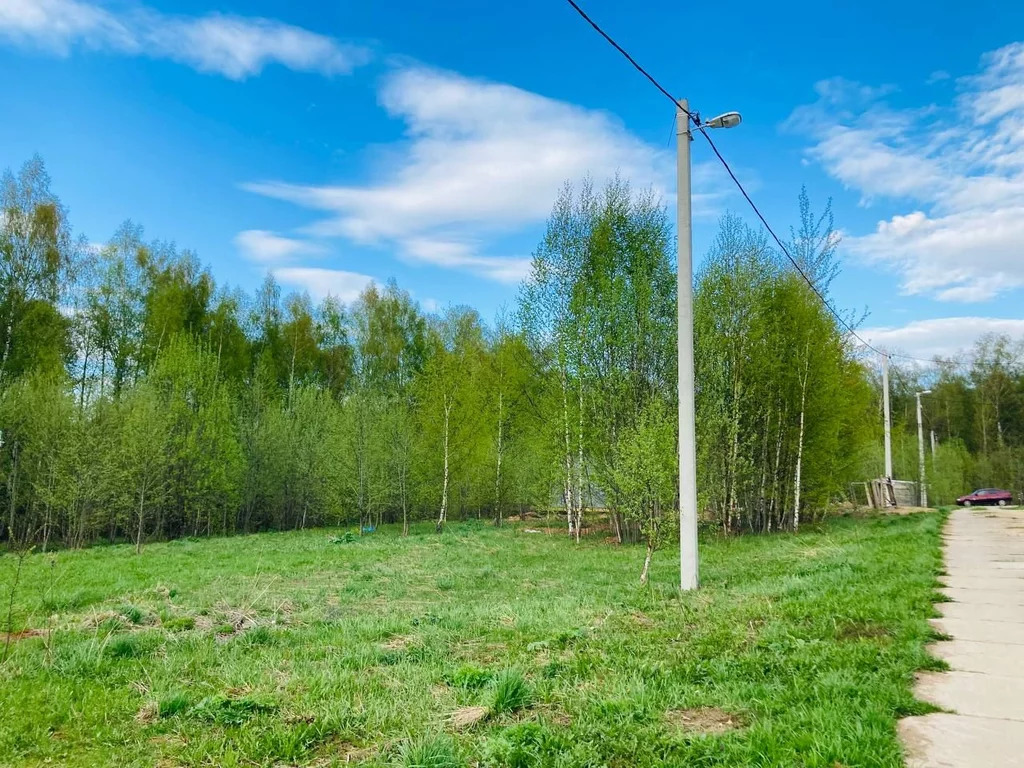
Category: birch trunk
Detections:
[
  {"x1": 494, "y1": 391, "x2": 503, "y2": 527},
  {"x1": 560, "y1": 361, "x2": 574, "y2": 538},
  {"x1": 436, "y1": 394, "x2": 451, "y2": 533},
  {"x1": 135, "y1": 486, "x2": 147, "y2": 555},
  {"x1": 401, "y1": 469, "x2": 409, "y2": 536},
  {"x1": 78, "y1": 339, "x2": 90, "y2": 411},
  {"x1": 576, "y1": 370, "x2": 584, "y2": 542},
  {"x1": 639, "y1": 539, "x2": 654, "y2": 585},
  {"x1": 769, "y1": 407, "x2": 785, "y2": 533},
  {"x1": 793, "y1": 347, "x2": 810, "y2": 532},
  {"x1": 0, "y1": 311, "x2": 13, "y2": 384},
  {"x1": 728, "y1": 380, "x2": 741, "y2": 533}
]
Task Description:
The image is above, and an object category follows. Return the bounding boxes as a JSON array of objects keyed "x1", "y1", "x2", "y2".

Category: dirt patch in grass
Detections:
[
  {"x1": 630, "y1": 611, "x2": 655, "y2": 628},
  {"x1": 381, "y1": 634, "x2": 420, "y2": 651},
  {"x1": 665, "y1": 707, "x2": 744, "y2": 734},
  {"x1": 536, "y1": 705, "x2": 571, "y2": 727},
  {"x1": 310, "y1": 738, "x2": 375, "y2": 765},
  {"x1": 0, "y1": 628, "x2": 48, "y2": 642}
]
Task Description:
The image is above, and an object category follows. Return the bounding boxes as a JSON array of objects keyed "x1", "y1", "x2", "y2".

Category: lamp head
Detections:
[{"x1": 705, "y1": 111, "x2": 742, "y2": 129}]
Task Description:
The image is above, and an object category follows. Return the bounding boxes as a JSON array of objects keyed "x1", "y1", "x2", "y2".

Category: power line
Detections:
[
  {"x1": 563, "y1": 0, "x2": 692, "y2": 120},
  {"x1": 563, "y1": 0, "x2": 960, "y2": 370}
]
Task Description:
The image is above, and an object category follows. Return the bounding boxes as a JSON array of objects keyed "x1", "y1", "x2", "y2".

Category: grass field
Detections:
[{"x1": 0, "y1": 512, "x2": 945, "y2": 767}]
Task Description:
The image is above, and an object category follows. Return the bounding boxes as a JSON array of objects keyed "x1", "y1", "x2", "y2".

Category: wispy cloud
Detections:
[
  {"x1": 243, "y1": 65, "x2": 726, "y2": 284},
  {"x1": 233, "y1": 229, "x2": 376, "y2": 303},
  {"x1": 0, "y1": 0, "x2": 369, "y2": 79},
  {"x1": 863, "y1": 316, "x2": 1024, "y2": 360},
  {"x1": 273, "y1": 267, "x2": 375, "y2": 304},
  {"x1": 788, "y1": 42, "x2": 1024, "y2": 303},
  {"x1": 234, "y1": 230, "x2": 325, "y2": 265}
]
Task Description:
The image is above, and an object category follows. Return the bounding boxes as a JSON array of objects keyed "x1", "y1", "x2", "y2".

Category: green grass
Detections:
[{"x1": 0, "y1": 512, "x2": 945, "y2": 767}]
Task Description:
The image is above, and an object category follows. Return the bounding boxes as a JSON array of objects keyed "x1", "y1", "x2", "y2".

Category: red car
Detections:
[{"x1": 956, "y1": 488, "x2": 1014, "y2": 507}]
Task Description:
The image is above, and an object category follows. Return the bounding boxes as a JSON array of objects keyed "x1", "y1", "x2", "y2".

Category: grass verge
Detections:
[{"x1": 0, "y1": 512, "x2": 944, "y2": 766}]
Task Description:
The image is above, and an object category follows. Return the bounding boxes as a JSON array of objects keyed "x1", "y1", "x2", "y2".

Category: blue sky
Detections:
[{"x1": 2, "y1": 0, "x2": 1023, "y2": 359}]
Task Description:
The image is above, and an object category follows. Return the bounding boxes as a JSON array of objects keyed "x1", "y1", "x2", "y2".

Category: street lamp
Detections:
[
  {"x1": 678, "y1": 102, "x2": 742, "y2": 591},
  {"x1": 916, "y1": 390, "x2": 932, "y2": 507}
]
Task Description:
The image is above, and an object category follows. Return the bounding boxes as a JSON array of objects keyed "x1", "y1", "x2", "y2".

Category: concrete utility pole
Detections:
[
  {"x1": 677, "y1": 99, "x2": 699, "y2": 591},
  {"x1": 677, "y1": 102, "x2": 741, "y2": 591},
  {"x1": 917, "y1": 390, "x2": 932, "y2": 507},
  {"x1": 882, "y1": 353, "x2": 893, "y2": 480},
  {"x1": 930, "y1": 429, "x2": 937, "y2": 459}
]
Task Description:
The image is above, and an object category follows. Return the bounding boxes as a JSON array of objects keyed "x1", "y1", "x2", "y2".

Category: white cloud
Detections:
[
  {"x1": 863, "y1": 317, "x2": 1024, "y2": 360},
  {"x1": 0, "y1": 0, "x2": 369, "y2": 79},
  {"x1": 788, "y1": 43, "x2": 1024, "y2": 302},
  {"x1": 244, "y1": 66, "x2": 723, "y2": 283},
  {"x1": 0, "y1": 0, "x2": 132, "y2": 53},
  {"x1": 234, "y1": 230, "x2": 377, "y2": 304},
  {"x1": 273, "y1": 267, "x2": 375, "y2": 304},
  {"x1": 400, "y1": 238, "x2": 530, "y2": 284},
  {"x1": 234, "y1": 229, "x2": 325, "y2": 265}
]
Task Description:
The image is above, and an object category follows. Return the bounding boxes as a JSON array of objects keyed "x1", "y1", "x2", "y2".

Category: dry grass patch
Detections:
[
  {"x1": 135, "y1": 701, "x2": 159, "y2": 724},
  {"x1": 0, "y1": 627, "x2": 48, "y2": 642},
  {"x1": 446, "y1": 705, "x2": 489, "y2": 729},
  {"x1": 665, "y1": 707, "x2": 744, "y2": 735},
  {"x1": 380, "y1": 634, "x2": 417, "y2": 651}
]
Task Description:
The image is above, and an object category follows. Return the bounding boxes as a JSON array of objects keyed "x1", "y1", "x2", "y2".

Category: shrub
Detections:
[
  {"x1": 446, "y1": 665, "x2": 494, "y2": 690},
  {"x1": 398, "y1": 734, "x2": 463, "y2": 768},
  {"x1": 162, "y1": 616, "x2": 195, "y2": 632},
  {"x1": 118, "y1": 605, "x2": 146, "y2": 625},
  {"x1": 490, "y1": 669, "x2": 532, "y2": 715},
  {"x1": 158, "y1": 693, "x2": 190, "y2": 718}
]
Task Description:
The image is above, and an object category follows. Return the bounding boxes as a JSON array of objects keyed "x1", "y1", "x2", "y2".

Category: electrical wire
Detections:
[
  {"x1": 564, "y1": 0, "x2": 692, "y2": 120},
  {"x1": 563, "y1": 0, "x2": 961, "y2": 370}
]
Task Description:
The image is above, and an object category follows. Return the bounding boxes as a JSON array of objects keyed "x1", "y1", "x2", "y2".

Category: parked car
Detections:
[{"x1": 956, "y1": 488, "x2": 1014, "y2": 507}]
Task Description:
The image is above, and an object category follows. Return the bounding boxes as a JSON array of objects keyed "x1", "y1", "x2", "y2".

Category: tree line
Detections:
[
  {"x1": 3, "y1": 155, "x2": 971, "y2": 578},
  {"x1": 883, "y1": 335, "x2": 1024, "y2": 506}
]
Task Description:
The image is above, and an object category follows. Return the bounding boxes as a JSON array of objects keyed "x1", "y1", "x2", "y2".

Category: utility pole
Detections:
[
  {"x1": 674, "y1": 103, "x2": 740, "y2": 590},
  {"x1": 882, "y1": 352, "x2": 893, "y2": 480},
  {"x1": 930, "y1": 429, "x2": 937, "y2": 459},
  {"x1": 917, "y1": 390, "x2": 932, "y2": 507},
  {"x1": 677, "y1": 99, "x2": 699, "y2": 591}
]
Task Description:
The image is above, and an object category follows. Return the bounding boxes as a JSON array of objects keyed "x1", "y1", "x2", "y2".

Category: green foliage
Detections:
[
  {"x1": 117, "y1": 604, "x2": 145, "y2": 625},
  {"x1": 0, "y1": 157, "x2": 899, "y2": 561},
  {"x1": 694, "y1": 209, "x2": 872, "y2": 531},
  {"x1": 446, "y1": 664, "x2": 494, "y2": 690},
  {"x1": 162, "y1": 616, "x2": 195, "y2": 632},
  {"x1": 877, "y1": 334, "x2": 1024, "y2": 504},
  {"x1": 104, "y1": 634, "x2": 154, "y2": 659},
  {"x1": 520, "y1": 179, "x2": 676, "y2": 543},
  {"x1": 611, "y1": 398, "x2": 677, "y2": 580},
  {"x1": 192, "y1": 694, "x2": 277, "y2": 725},
  {"x1": 398, "y1": 734, "x2": 463, "y2": 768},
  {"x1": 157, "y1": 693, "x2": 191, "y2": 718},
  {"x1": 489, "y1": 669, "x2": 532, "y2": 714},
  {"x1": 329, "y1": 531, "x2": 359, "y2": 544}
]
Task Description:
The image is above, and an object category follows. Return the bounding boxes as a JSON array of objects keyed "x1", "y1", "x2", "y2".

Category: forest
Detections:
[{"x1": 1, "y1": 156, "x2": 1021, "y2": 563}]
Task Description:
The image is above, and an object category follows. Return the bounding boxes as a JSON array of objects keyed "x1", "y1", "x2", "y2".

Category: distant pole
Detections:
[
  {"x1": 930, "y1": 429, "x2": 937, "y2": 459},
  {"x1": 921, "y1": 393, "x2": 929, "y2": 507},
  {"x1": 917, "y1": 391, "x2": 933, "y2": 512},
  {"x1": 882, "y1": 353, "x2": 893, "y2": 481},
  {"x1": 677, "y1": 99, "x2": 698, "y2": 591}
]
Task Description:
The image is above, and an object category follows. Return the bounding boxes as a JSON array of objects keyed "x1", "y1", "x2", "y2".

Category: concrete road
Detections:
[{"x1": 900, "y1": 508, "x2": 1024, "y2": 767}]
